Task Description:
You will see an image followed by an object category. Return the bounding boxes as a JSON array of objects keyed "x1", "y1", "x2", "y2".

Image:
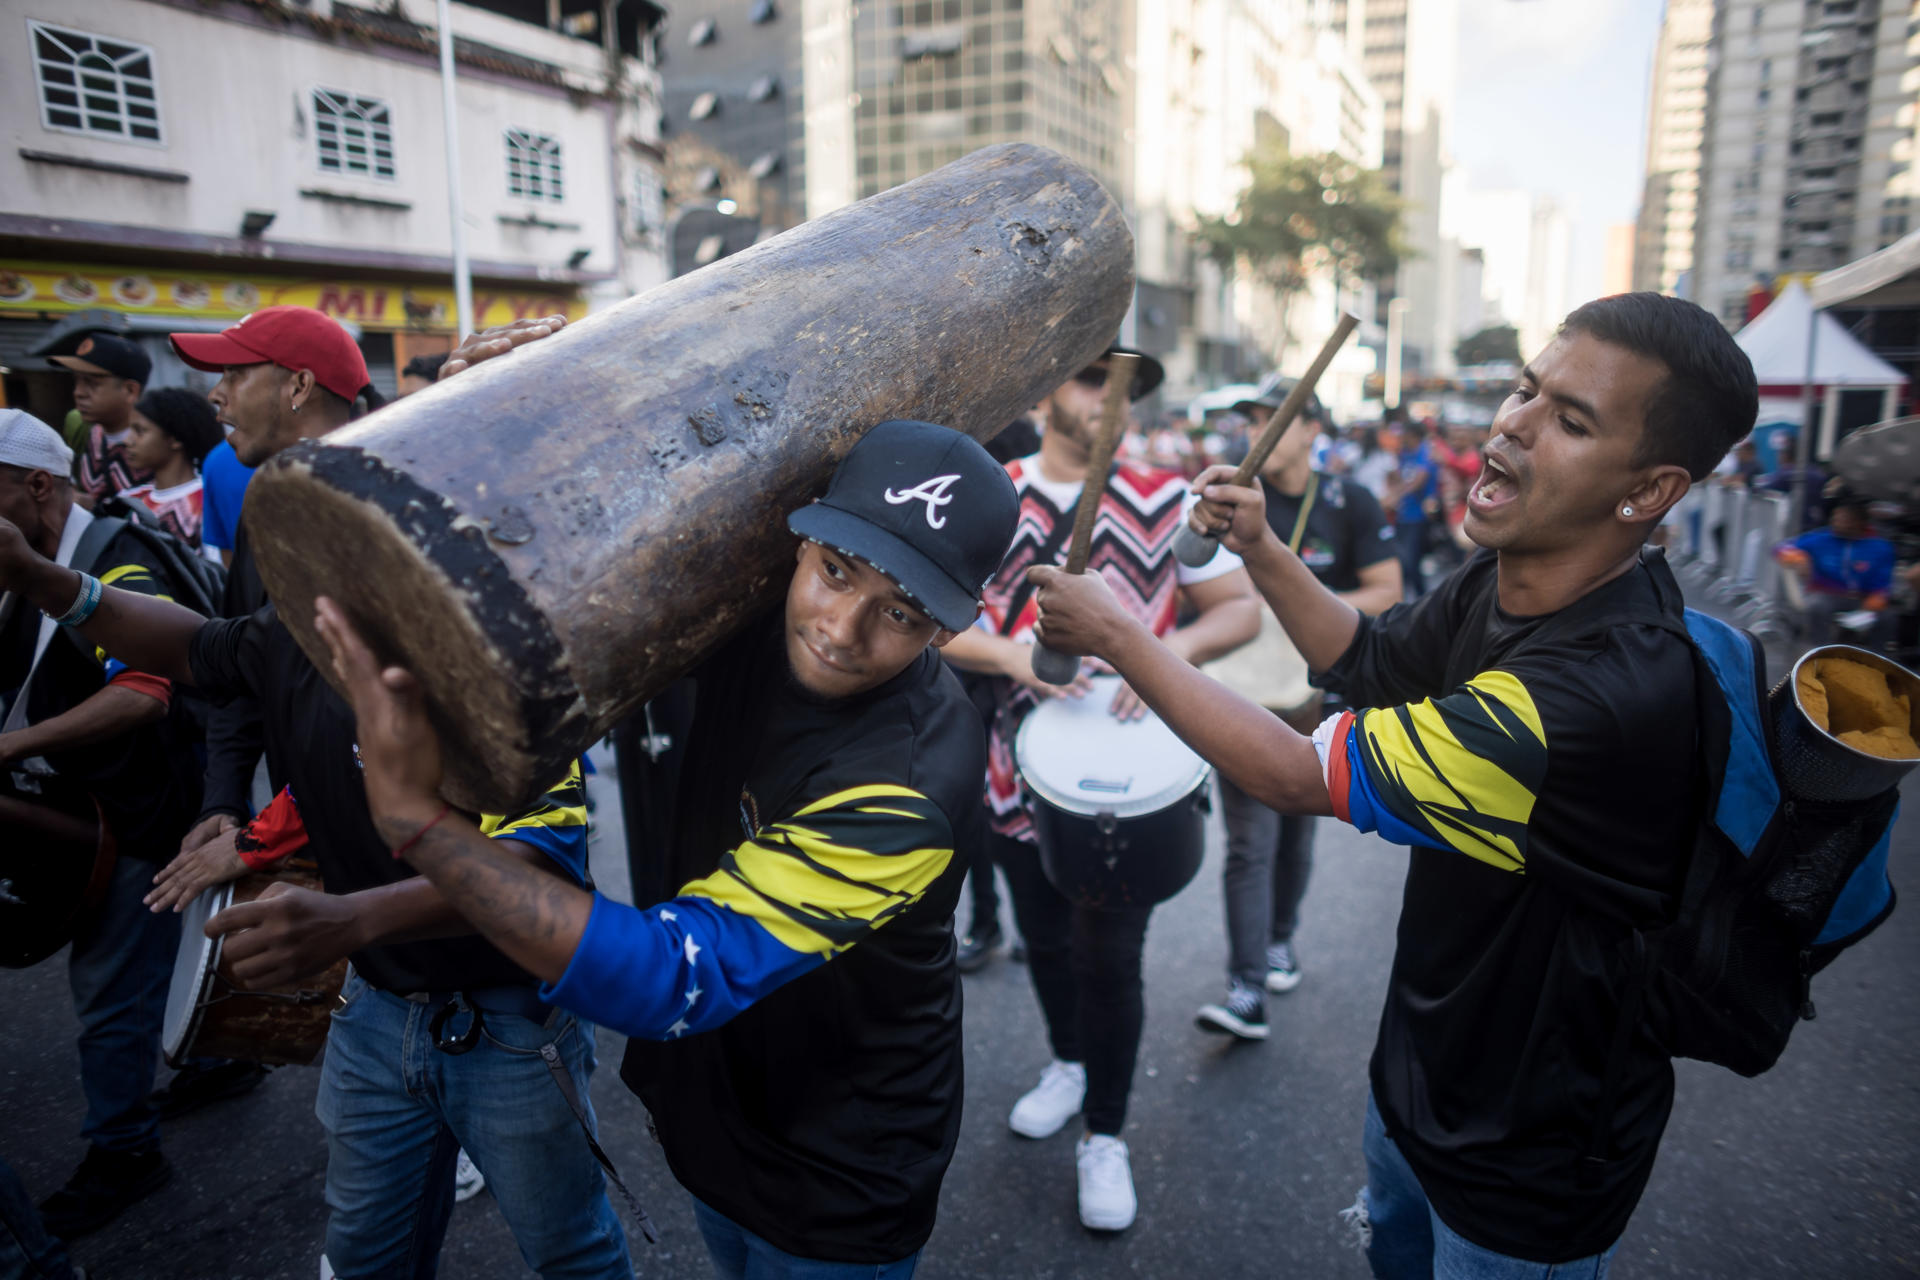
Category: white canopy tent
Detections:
[
  {"x1": 1811, "y1": 227, "x2": 1920, "y2": 309},
  {"x1": 1734, "y1": 280, "x2": 1907, "y2": 457}
]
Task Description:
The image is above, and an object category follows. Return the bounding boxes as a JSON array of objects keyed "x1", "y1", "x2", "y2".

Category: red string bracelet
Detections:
[{"x1": 391, "y1": 803, "x2": 453, "y2": 861}]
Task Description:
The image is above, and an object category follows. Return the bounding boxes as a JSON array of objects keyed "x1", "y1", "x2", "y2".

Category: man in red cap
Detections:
[
  {"x1": 169, "y1": 306, "x2": 376, "y2": 470},
  {"x1": 142, "y1": 305, "x2": 383, "y2": 1126}
]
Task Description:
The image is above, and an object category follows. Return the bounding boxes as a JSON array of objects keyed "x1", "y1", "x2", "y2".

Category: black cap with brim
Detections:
[
  {"x1": 1104, "y1": 344, "x2": 1166, "y2": 401},
  {"x1": 788, "y1": 504, "x2": 979, "y2": 632}
]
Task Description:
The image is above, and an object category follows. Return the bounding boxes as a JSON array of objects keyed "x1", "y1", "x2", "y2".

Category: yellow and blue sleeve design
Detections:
[
  {"x1": 543, "y1": 784, "x2": 954, "y2": 1041},
  {"x1": 479, "y1": 761, "x2": 590, "y2": 885},
  {"x1": 1322, "y1": 670, "x2": 1547, "y2": 872}
]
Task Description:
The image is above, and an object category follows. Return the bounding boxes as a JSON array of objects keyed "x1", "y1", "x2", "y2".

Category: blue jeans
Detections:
[
  {"x1": 0, "y1": 1156, "x2": 74, "y2": 1279},
  {"x1": 68, "y1": 854, "x2": 180, "y2": 1153},
  {"x1": 1360, "y1": 1094, "x2": 1616, "y2": 1280},
  {"x1": 691, "y1": 1198, "x2": 920, "y2": 1280},
  {"x1": 315, "y1": 971, "x2": 629, "y2": 1278}
]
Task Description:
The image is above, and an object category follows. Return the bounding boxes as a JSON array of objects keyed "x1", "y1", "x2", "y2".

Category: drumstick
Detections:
[
  {"x1": 1172, "y1": 312, "x2": 1360, "y2": 567},
  {"x1": 1032, "y1": 353, "x2": 1138, "y2": 686}
]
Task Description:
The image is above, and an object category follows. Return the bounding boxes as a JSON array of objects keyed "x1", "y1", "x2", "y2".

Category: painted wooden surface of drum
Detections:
[
  {"x1": 1015, "y1": 677, "x2": 1213, "y2": 908},
  {"x1": 245, "y1": 142, "x2": 1135, "y2": 812},
  {"x1": 161, "y1": 859, "x2": 346, "y2": 1067}
]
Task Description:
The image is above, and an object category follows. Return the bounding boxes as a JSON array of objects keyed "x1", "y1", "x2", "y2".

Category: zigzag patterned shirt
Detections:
[{"x1": 979, "y1": 455, "x2": 1241, "y2": 840}]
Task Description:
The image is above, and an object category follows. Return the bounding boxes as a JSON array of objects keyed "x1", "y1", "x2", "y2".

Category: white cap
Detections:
[{"x1": 0, "y1": 409, "x2": 75, "y2": 476}]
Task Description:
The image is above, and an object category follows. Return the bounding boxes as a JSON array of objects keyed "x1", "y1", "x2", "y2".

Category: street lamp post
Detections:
[
  {"x1": 1792, "y1": 289, "x2": 1819, "y2": 536},
  {"x1": 437, "y1": 0, "x2": 476, "y2": 340}
]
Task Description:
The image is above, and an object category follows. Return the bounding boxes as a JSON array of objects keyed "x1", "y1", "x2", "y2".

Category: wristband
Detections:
[
  {"x1": 49, "y1": 572, "x2": 103, "y2": 627},
  {"x1": 392, "y1": 803, "x2": 452, "y2": 861}
]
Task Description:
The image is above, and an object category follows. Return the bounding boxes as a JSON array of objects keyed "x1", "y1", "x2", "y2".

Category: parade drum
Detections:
[
  {"x1": 1015, "y1": 677, "x2": 1213, "y2": 908},
  {"x1": 247, "y1": 142, "x2": 1136, "y2": 813},
  {"x1": 161, "y1": 858, "x2": 347, "y2": 1067}
]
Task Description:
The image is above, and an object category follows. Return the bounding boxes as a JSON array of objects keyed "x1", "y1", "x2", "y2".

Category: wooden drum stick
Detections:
[
  {"x1": 1032, "y1": 353, "x2": 1138, "y2": 685},
  {"x1": 1172, "y1": 312, "x2": 1360, "y2": 567}
]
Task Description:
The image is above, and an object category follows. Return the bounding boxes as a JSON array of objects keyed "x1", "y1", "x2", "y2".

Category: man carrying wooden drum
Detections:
[
  {"x1": 283, "y1": 417, "x2": 1019, "y2": 1279},
  {"x1": 1026, "y1": 294, "x2": 1760, "y2": 1278},
  {"x1": 941, "y1": 346, "x2": 1260, "y2": 1233}
]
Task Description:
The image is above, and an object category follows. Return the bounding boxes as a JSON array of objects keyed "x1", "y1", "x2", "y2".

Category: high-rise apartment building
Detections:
[
  {"x1": 1633, "y1": 0, "x2": 1713, "y2": 296},
  {"x1": 1130, "y1": 0, "x2": 1382, "y2": 400},
  {"x1": 1329, "y1": 0, "x2": 1457, "y2": 375},
  {"x1": 1693, "y1": 0, "x2": 1919, "y2": 329},
  {"x1": 661, "y1": 0, "x2": 1128, "y2": 234}
]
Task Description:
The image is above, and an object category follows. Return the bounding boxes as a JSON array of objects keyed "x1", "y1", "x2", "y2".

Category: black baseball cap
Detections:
[
  {"x1": 1102, "y1": 343, "x2": 1166, "y2": 401},
  {"x1": 48, "y1": 332, "x2": 151, "y2": 385},
  {"x1": 788, "y1": 420, "x2": 1019, "y2": 632},
  {"x1": 1232, "y1": 371, "x2": 1324, "y2": 423}
]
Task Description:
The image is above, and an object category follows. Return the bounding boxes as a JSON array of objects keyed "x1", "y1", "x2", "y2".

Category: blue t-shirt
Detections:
[
  {"x1": 1790, "y1": 528, "x2": 1894, "y2": 596},
  {"x1": 199, "y1": 440, "x2": 255, "y2": 553},
  {"x1": 1395, "y1": 443, "x2": 1438, "y2": 526}
]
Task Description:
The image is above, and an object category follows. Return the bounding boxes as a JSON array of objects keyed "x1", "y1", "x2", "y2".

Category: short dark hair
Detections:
[
  {"x1": 1559, "y1": 292, "x2": 1758, "y2": 482},
  {"x1": 134, "y1": 387, "x2": 222, "y2": 465},
  {"x1": 402, "y1": 352, "x2": 449, "y2": 382}
]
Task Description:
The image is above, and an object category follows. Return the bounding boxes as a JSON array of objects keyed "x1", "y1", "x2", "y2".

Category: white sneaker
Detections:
[
  {"x1": 1265, "y1": 941, "x2": 1303, "y2": 994},
  {"x1": 453, "y1": 1149, "x2": 486, "y2": 1202},
  {"x1": 1075, "y1": 1133, "x2": 1137, "y2": 1231},
  {"x1": 1008, "y1": 1059, "x2": 1086, "y2": 1138}
]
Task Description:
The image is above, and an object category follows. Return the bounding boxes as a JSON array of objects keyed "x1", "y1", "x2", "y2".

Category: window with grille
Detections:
[
  {"x1": 30, "y1": 22, "x2": 162, "y2": 144},
  {"x1": 505, "y1": 128, "x2": 563, "y2": 201},
  {"x1": 313, "y1": 88, "x2": 396, "y2": 180}
]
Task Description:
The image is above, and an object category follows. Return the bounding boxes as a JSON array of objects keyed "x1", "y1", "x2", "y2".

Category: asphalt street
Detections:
[{"x1": 5, "y1": 714, "x2": 1918, "y2": 1279}]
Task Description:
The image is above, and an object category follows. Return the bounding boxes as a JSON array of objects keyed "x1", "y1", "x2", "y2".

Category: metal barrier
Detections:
[{"x1": 1666, "y1": 484, "x2": 1793, "y2": 641}]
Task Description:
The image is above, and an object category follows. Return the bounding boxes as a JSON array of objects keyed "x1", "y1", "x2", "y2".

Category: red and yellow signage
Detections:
[{"x1": 0, "y1": 261, "x2": 584, "y2": 333}]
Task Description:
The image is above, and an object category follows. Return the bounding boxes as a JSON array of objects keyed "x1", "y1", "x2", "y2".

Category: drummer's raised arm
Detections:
[{"x1": 0, "y1": 516, "x2": 202, "y2": 686}]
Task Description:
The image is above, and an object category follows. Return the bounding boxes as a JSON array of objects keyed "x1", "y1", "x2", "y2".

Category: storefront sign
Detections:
[{"x1": 0, "y1": 261, "x2": 583, "y2": 332}]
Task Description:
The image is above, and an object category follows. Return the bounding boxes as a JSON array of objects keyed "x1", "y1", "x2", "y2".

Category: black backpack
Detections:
[{"x1": 71, "y1": 502, "x2": 226, "y2": 621}]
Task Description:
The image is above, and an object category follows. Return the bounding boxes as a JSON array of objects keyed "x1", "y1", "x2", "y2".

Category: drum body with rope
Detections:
[
  {"x1": 161, "y1": 857, "x2": 346, "y2": 1067},
  {"x1": 1015, "y1": 676, "x2": 1212, "y2": 908}
]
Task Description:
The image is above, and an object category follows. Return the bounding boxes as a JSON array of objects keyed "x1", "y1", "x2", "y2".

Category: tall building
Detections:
[
  {"x1": 2, "y1": 0, "x2": 666, "y2": 409},
  {"x1": 1633, "y1": 0, "x2": 1713, "y2": 296},
  {"x1": 662, "y1": 0, "x2": 1129, "y2": 233},
  {"x1": 1693, "y1": 0, "x2": 1920, "y2": 329},
  {"x1": 1130, "y1": 0, "x2": 1382, "y2": 403},
  {"x1": 1330, "y1": 0, "x2": 1457, "y2": 375}
]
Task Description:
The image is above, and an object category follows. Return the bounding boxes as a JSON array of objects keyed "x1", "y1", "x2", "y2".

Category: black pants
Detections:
[{"x1": 994, "y1": 833, "x2": 1152, "y2": 1136}]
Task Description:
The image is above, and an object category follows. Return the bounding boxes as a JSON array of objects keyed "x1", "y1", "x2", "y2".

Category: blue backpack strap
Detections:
[{"x1": 1682, "y1": 608, "x2": 1780, "y2": 858}]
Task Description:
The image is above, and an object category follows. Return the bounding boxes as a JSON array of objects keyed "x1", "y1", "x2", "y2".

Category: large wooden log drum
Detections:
[{"x1": 247, "y1": 143, "x2": 1135, "y2": 810}]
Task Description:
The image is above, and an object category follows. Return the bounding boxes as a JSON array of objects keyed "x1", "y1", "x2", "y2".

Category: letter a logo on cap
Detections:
[{"x1": 885, "y1": 474, "x2": 960, "y2": 529}]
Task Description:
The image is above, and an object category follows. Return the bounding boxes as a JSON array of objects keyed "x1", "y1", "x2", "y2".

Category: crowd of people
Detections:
[{"x1": 0, "y1": 285, "x2": 1894, "y2": 1280}]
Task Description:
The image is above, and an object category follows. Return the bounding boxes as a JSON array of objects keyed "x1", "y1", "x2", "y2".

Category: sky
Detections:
[{"x1": 1450, "y1": 0, "x2": 1667, "y2": 306}]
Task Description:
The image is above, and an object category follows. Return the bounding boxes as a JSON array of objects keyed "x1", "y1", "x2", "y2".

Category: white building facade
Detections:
[
  {"x1": 2, "y1": 0, "x2": 666, "y2": 406},
  {"x1": 1130, "y1": 0, "x2": 1383, "y2": 411}
]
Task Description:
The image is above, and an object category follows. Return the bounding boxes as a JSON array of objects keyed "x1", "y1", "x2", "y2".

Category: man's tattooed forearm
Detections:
[{"x1": 374, "y1": 814, "x2": 587, "y2": 967}]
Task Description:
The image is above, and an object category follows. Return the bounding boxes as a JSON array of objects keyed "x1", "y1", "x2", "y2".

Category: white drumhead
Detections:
[
  {"x1": 161, "y1": 883, "x2": 232, "y2": 1061},
  {"x1": 1015, "y1": 676, "x2": 1211, "y2": 818}
]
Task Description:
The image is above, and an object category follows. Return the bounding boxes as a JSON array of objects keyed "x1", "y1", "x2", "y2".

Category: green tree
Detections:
[
  {"x1": 1195, "y1": 144, "x2": 1408, "y2": 360},
  {"x1": 1455, "y1": 324, "x2": 1522, "y2": 367}
]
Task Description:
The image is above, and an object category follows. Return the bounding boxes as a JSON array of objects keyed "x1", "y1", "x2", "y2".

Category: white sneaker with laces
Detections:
[
  {"x1": 453, "y1": 1149, "x2": 486, "y2": 1202},
  {"x1": 1075, "y1": 1133, "x2": 1137, "y2": 1231},
  {"x1": 1266, "y1": 941, "x2": 1303, "y2": 994},
  {"x1": 1008, "y1": 1059, "x2": 1086, "y2": 1138}
]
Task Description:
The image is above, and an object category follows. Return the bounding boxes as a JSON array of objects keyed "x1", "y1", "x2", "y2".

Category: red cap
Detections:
[{"x1": 170, "y1": 306, "x2": 370, "y2": 401}]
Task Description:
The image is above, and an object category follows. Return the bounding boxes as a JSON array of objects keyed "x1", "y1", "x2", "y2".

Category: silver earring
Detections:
[{"x1": 1621, "y1": 505, "x2": 1634, "y2": 517}]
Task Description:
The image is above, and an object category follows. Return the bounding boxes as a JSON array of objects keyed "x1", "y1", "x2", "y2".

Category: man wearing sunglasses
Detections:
[{"x1": 941, "y1": 345, "x2": 1260, "y2": 1232}]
